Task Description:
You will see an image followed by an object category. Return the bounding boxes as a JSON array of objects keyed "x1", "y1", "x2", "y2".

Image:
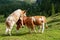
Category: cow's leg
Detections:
[
  {"x1": 29, "y1": 28, "x2": 32, "y2": 33},
  {"x1": 30, "y1": 25, "x2": 36, "y2": 33},
  {"x1": 16, "y1": 25, "x2": 20, "y2": 33},
  {"x1": 32, "y1": 26, "x2": 36, "y2": 33},
  {"x1": 34, "y1": 27, "x2": 36, "y2": 33},
  {"x1": 27, "y1": 25, "x2": 33, "y2": 33},
  {"x1": 38, "y1": 25, "x2": 42, "y2": 33},
  {"x1": 8, "y1": 22, "x2": 15, "y2": 36},
  {"x1": 8, "y1": 27, "x2": 13, "y2": 36},
  {"x1": 27, "y1": 26, "x2": 32, "y2": 33},
  {"x1": 16, "y1": 25, "x2": 21, "y2": 33},
  {"x1": 42, "y1": 23, "x2": 45, "y2": 33},
  {"x1": 5, "y1": 27, "x2": 9, "y2": 35},
  {"x1": 29, "y1": 28, "x2": 35, "y2": 33},
  {"x1": 31, "y1": 20, "x2": 36, "y2": 33}
]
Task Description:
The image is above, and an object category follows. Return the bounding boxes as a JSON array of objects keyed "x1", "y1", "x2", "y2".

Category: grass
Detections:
[{"x1": 0, "y1": 14, "x2": 60, "y2": 40}]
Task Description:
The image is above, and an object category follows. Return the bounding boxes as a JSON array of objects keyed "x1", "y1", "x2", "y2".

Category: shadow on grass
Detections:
[
  {"x1": 1, "y1": 32, "x2": 41, "y2": 37},
  {"x1": 12, "y1": 32, "x2": 30, "y2": 36},
  {"x1": 0, "y1": 32, "x2": 30, "y2": 37},
  {"x1": 0, "y1": 31, "x2": 43, "y2": 37}
]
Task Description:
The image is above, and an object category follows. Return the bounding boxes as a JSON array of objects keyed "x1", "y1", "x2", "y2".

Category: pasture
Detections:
[{"x1": 0, "y1": 14, "x2": 60, "y2": 40}]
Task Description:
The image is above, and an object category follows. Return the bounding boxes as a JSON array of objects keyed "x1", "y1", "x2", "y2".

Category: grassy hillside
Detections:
[{"x1": 0, "y1": 14, "x2": 60, "y2": 40}]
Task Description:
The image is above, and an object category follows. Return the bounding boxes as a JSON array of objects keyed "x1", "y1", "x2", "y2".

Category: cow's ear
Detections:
[{"x1": 23, "y1": 10, "x2": 26, "y2": 14}]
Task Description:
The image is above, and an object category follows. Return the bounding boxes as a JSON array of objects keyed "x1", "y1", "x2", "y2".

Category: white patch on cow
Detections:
[
  {"x1": 31, "y1": 17, "x2": 36, "y2": 22},
  {"x1": 39, "y1": 18, "x2": 42, "y2": 21},
  {"x1": 7, "y1": 16, "x2": 13, "y2": 21},
  {"x1": 9, "y1": 29, "x2": 11, "y2": 36},
  {"x1": 39, "y1": 17, "x2": 44, "y2": 21},
  {"x1": 13, "y1": 9, "x2": 22, "y2": 17},
  {"x1": 42, "y1": 23, "x2": 45, "y2": 33}
]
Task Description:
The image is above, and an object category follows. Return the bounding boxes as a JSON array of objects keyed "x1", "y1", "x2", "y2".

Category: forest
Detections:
[{"x1": 0, "y1": 0, "x2": 60, "y2": 17}]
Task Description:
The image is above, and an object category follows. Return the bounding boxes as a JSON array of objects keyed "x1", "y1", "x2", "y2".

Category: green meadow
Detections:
[{"x1": 0, "y1": 14, "x2": 60, "y2": 40}]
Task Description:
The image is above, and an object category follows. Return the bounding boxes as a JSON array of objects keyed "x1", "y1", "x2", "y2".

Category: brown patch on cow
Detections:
[
  {"x1": 16, "y1": 16, "x2": 35, "y2": 30},
  {"x1": 16, "y1": 19, "x2": 22, "y2": 30},
  {"x1": 5, "y1": 21, "x2": 10, "y2": 28}
]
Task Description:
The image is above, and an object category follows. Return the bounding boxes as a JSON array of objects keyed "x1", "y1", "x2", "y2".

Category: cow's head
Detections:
[
  {"x1": 20, "y1": 10, "x2": 26, "y2": 17},
  {"x1": 22, "y1": 10, "x2": 26, "y2": 17}
]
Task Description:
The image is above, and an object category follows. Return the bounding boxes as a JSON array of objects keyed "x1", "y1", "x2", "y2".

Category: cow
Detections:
[
  {"x1": 31, "y1": 16, "x2": 48, "y2": 33},
  {"x1": 5, "y1": 9, "x2": 26, "y2": 36},
  {"x1": 16, "y1": 15, "x2": 48, "y2": 33}
]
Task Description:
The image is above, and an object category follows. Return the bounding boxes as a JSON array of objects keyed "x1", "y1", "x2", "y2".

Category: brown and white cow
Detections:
[
  {"x1": 5, "y1": 9, "x2": 26, "y2": 35},
  {"x1": 31, "y1": 16, "x2": 48, "y2": 33},
  {"x1": 16, "y1": 15, "x2": 48, "y2": 33}
]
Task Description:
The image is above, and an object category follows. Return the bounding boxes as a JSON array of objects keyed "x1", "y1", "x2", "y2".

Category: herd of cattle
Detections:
[{"x1": 5, "y1": 9, "x2": 48, "y2": 36}]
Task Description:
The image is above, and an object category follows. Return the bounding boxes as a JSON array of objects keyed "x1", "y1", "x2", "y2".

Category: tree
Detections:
[{"x1": 51, "y1": 3, "x2": 55, "y2": 16}]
